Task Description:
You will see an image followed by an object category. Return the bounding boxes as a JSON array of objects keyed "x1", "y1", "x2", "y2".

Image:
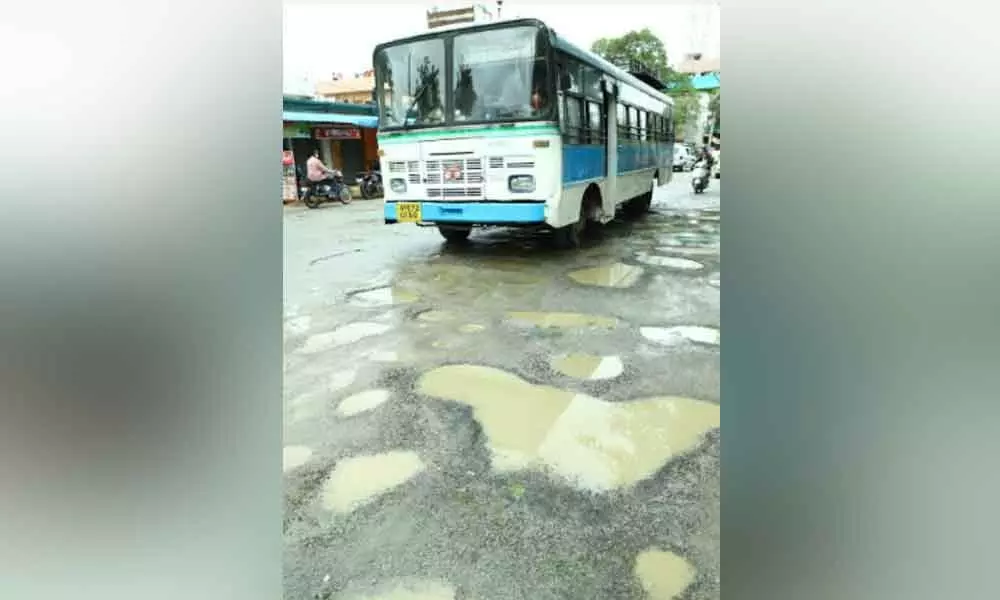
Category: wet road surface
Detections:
[{"x1": 284, "y1": 173, "x2": 720, "y2": 600}]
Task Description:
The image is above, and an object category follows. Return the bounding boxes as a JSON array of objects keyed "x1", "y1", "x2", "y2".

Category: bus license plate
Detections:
[{"x1": 397, "y1": 202, "x2": 421, "y2": 223}]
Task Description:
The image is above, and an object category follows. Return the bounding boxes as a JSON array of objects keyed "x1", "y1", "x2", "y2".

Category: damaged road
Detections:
[{"x1": 283, "y1": 175, "x2": 721, "y2": 600}]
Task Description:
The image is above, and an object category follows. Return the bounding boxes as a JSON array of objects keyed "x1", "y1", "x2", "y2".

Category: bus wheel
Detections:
[
  {"x1": 553, "y1": 218, "x2": 584, "y2": 249},
  {"x1": 437, "y1": 225, "x2": 472, "y2": 243},
  {"x1": 554, "y1": 190, "x2": 596, "y2": 249},
  {"x1": 626, "y1": 184, "x2": 654, "y2": 217}
]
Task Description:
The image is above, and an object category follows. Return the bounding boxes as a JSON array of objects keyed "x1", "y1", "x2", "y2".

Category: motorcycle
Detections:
[
  {"x1": 355, "y1": 169, "x2": 383, "y2": 199},
  {"x1": 300, "y1": 170, "x2": 352, "y2": 209},
  {"x1": 691, "y1": 160, "x2": 711, "y2": 194}
]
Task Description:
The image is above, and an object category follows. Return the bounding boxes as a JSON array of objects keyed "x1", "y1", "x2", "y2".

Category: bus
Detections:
[{"x1": 373, "y1": 18, "x2": 675, "y2": 248}]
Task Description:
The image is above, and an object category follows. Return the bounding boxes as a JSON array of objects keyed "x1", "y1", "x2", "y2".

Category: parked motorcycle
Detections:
[
  {"x1": 300, "y1": 171, "x2": 352, "y2": 208},
  {"x1": 691, "y1": 160, "x2": 711, "y2": 194},
  {"x1": 355, "y1": 169, "x2": 383, "y2": 199}
]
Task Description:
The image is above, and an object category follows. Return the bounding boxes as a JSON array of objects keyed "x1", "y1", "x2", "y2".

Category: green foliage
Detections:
[
  {"x1": 590, "y1": 29, "x2": 699, "y2": 139},
  {"x1": 592, "y1": 28, "x2": 671, "y2": 82},
  {"x1": 708, "y1": 90, "x2": 720, "y2": 135},
  {"x1": 670, "y1": 92, "x2": 700, "y2": 139}
]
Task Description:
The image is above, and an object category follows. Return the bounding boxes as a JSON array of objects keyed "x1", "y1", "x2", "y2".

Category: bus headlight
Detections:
[
  {"x1": 508, "y1": 175, "x2": 535, "y2": 193},
  {"x1": 390, "y1": 178, "x2": 407, "y2": 193}
]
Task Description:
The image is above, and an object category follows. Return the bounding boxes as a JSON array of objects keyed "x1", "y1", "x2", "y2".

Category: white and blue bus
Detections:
[{"x1": 373, "y1": 18, "x2": 674, "y2": 247}]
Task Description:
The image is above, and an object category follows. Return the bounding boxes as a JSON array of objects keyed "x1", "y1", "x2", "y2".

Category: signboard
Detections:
[
  {"x1": 282, "y1": 151, "x2": 298, "y2": 203},
  {"x1": 314, "y1": 126, "x2": 361, "y2": 140},
  {"x1": 283, "y1": 123, "x2": 312, "y2": 139}
]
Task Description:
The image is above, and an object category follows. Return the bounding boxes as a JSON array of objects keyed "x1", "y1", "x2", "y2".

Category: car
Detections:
[{"x1": 673, "y1": 146, "x2": 696, "y2": 171}]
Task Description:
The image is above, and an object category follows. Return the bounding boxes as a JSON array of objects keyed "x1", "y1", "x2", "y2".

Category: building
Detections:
[
  {"x1": 674, "y1": 53, "x2": 720, "y2": 146},
  {"x1": 426, "y1": 3, "x2": 493, "y2": 29},
  {"x1": 315, "y1": 71, "x2": 376, "y2": 104},
  {"x1": 282, "y1": 95, "x2": 380, "y2": 185},
  {"x1": 313, "y1": 4, "x2": 497, "y2": 108}
]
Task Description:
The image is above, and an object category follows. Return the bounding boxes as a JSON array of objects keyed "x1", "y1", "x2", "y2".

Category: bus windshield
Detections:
[
  {"x1": 374, "y1": 25, "x2": 550, "y2": 130},
  {"x1": 374, "y1": 39, "x2": 447, "y2": 129},
  {"x1": 452, "y1": 26, "x2": 550, "y2": 123}
]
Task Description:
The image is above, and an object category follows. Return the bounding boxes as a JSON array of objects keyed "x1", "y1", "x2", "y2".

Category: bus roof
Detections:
[{"x1": 372, "y1": 18, "x2": 673, "y2": 107}]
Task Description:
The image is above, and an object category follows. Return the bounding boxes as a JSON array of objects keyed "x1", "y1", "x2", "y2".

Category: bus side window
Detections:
[
  {"x1": 588, "y1": 101, "x2": 602, "y2": 144},
  {"x1": 638, "y1": 111, "x2": 647, "y2": 142},
  {"x1": 616, "y1": 103, "x2": 627, "y2": 139},
  {"x1": 564, "y1": 95, "x2": 583, "y2": 144}
]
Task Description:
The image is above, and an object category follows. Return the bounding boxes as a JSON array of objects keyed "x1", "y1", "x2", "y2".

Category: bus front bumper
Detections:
[{"x1": 384, "y1": 201, "x2": 546, "y2": 225}]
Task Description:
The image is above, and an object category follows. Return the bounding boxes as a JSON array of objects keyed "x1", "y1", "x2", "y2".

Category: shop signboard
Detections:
[
  {"x1": 282, "y1": 150, "x2": 298, "y2": 203},
  {"x1": 283, "y1": 123, "x2": 312, "y2": 139},
  {"x1": 314, "y1": 126, "x2": 361, "y2": 140}
]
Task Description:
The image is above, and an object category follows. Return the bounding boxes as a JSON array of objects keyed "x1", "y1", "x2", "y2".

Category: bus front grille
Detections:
[
  {"x1": 423, "y1": 157, "x2": 484, "y2": 199},
  {"x1": 427, "y1": 187, "x2": 483, "y2": 198}
]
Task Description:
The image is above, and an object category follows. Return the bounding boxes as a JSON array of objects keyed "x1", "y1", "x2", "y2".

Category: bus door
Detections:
[{"x1": 603, "y1": 79, "x2": 618, "y2": 216}]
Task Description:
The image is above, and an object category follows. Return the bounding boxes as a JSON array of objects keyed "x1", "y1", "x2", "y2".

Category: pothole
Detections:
[
  {"x1": 345, "y1": 286, "x2": 419, "y2": 307},
  {"x1": 416, "y1": 310, "x2": 457, "y2": 323},
  {"x1": 507, "y1": 311, "x2": 618, "y2": 330},
  {"x1": 636, "y1": 254, "x2": 705, "y2": 270},
  {"x1": 551, "y1": 353, "x2": 624, "y2": 380},
  {"x1": 336, "y1": 389, "x2": 391, "y2": 417},
  {"x1": 634, "y1": 549, "x2": 696, "y2": 600},
  {"x1": 336, "y1": 579, "x2": 457, "y2": 600},
  {"x1": 283, "y1": 445, "x2": 313, "y2": 473},
  {"x1": 567, "y1": 262, "x2": 644, "y2": 288},
  {"x1": 321, "y1": 451, "x2": 426, "y2": 514},
  {"x1": 640, "y1": 326, "x2": 720, "y2": 347},
  {"x1": 300, "y1": 323, "x2": 393, "y2": 354},
  {"x1": 416, "y1": 365, "x2": 719, "y2": 492}
]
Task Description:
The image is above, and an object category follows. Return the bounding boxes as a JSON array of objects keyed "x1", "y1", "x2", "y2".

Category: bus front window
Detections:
[
  {"x1": 375, "y1": 39, "x2": 446, "y2": 129},
  {"x1": 452, "y1": 26, "x2": 550, "y2": 123}
]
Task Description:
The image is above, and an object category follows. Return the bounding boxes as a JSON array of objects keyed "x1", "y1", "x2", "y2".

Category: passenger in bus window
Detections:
[{"x1": 454, "y1": 64, "x2": 478, "y2": 120}]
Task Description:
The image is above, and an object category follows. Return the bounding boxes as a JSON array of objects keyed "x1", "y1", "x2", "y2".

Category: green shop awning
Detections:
[{"x1": 282, "y1": 111, "x2": 377, "y2": 128}]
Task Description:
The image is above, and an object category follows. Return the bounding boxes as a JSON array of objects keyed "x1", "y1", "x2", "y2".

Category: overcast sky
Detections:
[{"x1": 283, "y1": 1, "x2": 720, "y2": 93}]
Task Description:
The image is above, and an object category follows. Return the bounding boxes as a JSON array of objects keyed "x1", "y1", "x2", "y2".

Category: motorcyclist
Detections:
[
  {"x1": 698, "y1": 146, "x2": 715, "y2": 170},
  {"x1": 306, "y1": 149, "x2": 340, "y2": 188}
]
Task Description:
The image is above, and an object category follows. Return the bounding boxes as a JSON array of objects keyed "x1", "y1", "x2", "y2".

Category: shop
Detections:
[{"x1": 282, "y1": 96, "x2": 380, "y2": 188}]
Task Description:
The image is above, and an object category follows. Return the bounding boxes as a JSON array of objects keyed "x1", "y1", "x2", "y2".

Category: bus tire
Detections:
[
  {"x1": 554, "y1": 187, "x2": 599, "y2": 249},
  {"x1": 626, "y1": 180, "x2": 654, "y2": 217},
  {"x1": 553, "y1": 219, "x2": 583, "y2": 249},
  {"x1": 437, "y1": 225, "x2": 472, "y2": 243}
]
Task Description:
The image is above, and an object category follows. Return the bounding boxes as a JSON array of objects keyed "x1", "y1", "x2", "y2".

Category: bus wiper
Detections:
[{"x1": 402, "y1": 83, "x2": 429, "y2": 131}]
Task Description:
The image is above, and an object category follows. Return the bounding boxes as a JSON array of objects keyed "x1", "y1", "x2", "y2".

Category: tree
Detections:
[
  {"x1": 708, "y1": 90, "x2": 720, "y2": 135},
  {"x1": 590, "y1": 29, "x2": 699, "y2": 140},
  {"x1": 592, "y1": 28, "x2": 671, "y2": 82}
]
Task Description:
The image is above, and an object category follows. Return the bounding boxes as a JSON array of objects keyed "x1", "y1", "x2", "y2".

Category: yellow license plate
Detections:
[{"x1": 397, "y1": 202, "x2": 421, "y2": 223}]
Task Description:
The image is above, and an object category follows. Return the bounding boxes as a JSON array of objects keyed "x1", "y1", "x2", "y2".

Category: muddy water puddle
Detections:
[
  {"x1": 336, "y1": 389, "x2": 391, "y2": 417},
  {"x1": 346, "y1": 286, "x2": 420, "y2": 307},
  {"x1": 417, "y1": 365, "x2": 719, "y2": 492},
  {"x1": 299, "y1": 323, "x2": 393, "y2": 354},
  {"x1": 635, "y1": 254, "x2": 705, "y2": 270},
  {"x1": 551, "y1": 353, "x2": 624, "y2": 380},
  {"x1": 337, "y1": 579, "x2": 457, "y2": 600},
  {"x1": 635, "y1": 549, "x2": 696, "y2": 599},
  {"x1": 283, "y1": 445, "x2": 313, "y2": 472},
  {"x1": 507, "y1": 311, "x2": 618, "y2": 330},
  {"x1": 322, "y1": 451, "x2": 426, "y2": 514},
  {"x1": 641, "y1": 326, "x2": 720, "y2": 347},
  {"x1": 567, "y1": 263, "x2": 644, "y2": 288}
]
